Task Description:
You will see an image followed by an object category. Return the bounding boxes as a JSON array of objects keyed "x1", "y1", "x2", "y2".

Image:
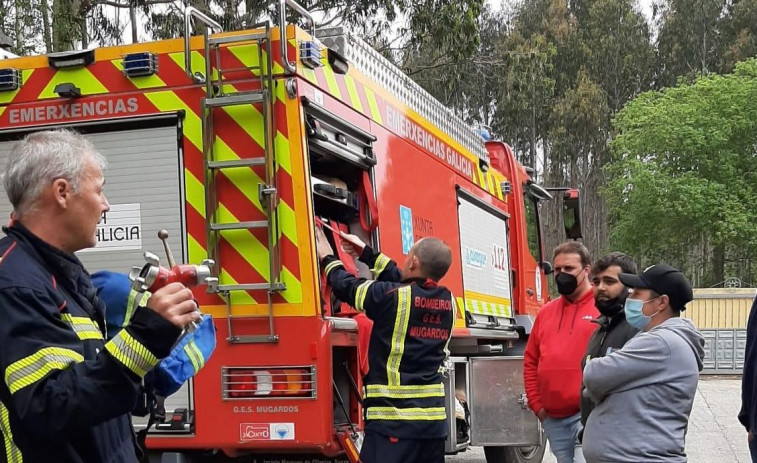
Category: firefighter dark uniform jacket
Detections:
[
  {"x1": 0, "y1": 224, "x2": 182, "y2": 463},
  {"x1": 323, "y1": 246, "x2": 454, "y2": 439}
]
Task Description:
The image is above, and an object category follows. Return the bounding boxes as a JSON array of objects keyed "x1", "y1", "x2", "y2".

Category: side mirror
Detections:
[
  {"x1": 539, "y1": 261, "x2": 553, "y2": 275},
  {"x1": 527, "y1": 182, "x2": 553, "y2": 201},
  {"x1": 563, "y1": 189, "x2": 583, "y2": 240}
]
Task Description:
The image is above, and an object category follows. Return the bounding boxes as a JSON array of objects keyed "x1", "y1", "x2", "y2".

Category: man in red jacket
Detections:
[{"x1": 524, "y1": 241, "x2": 598, "y2": 463}]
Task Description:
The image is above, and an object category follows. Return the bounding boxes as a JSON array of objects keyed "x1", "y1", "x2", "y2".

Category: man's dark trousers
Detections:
[{"x1": 360, "y1": 430, "x2": 445, "y2": 463}]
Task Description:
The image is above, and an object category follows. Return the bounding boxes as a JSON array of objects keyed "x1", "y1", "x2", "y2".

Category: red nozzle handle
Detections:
[{"x1": 147, "y1": 265, "x2": 201, "y2": 293}]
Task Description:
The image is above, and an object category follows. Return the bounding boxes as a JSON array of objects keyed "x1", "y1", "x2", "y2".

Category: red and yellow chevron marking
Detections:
[
  {"x1": 0, "y1": 26, "x2": 319, "y2": 318},
  {"x1": 146, "y1": 84, "x2": 309, "y2": 316},
  {"x1": 0, "y1": 26, "x2": 297, "y2": 105},
  {"x1": 455, "y1": 297, "x2": 467, "y2": 329}
]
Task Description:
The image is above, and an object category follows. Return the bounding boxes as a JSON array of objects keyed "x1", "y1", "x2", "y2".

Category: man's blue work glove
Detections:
[{"x1": 92, "y1": 270, "x2": 216, "y2": 397}]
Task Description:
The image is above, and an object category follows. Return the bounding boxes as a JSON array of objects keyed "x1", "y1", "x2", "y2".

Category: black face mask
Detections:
[
  {"x1": 595, "y1": 288, "x2": 630, "y2": 318},
  {"x1": 555, "y1": 272, "x2": 579, "y2": 296}
]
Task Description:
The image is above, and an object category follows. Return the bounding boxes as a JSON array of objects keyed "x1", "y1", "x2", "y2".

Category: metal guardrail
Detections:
[
  {"x1": 183, "y1": 6, "x2": 223, "y2": 87},
  {"x1": 278, "y1": 0, "x2": 315, "y2": 73},
  {"x1": 182, "y1": 1, "x2": 314, "y2": 79}
]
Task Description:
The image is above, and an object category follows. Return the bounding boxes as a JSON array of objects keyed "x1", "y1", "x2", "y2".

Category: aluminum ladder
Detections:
[{"x1": 184, "y1": 7, "x2": 284, "y2": 343}]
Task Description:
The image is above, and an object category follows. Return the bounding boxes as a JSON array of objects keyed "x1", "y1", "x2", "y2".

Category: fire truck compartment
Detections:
[
  {"x1": 468, "y1": 356, "x2": 540, "y2": 447},
  {"x1": 456, "y1": 190, "x2": 517, "y2": 332}
]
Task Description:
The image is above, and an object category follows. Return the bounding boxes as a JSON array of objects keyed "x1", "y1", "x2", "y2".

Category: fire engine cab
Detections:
[{"x1": 0, "y1": 1, "x2": 582, "y2": 462}]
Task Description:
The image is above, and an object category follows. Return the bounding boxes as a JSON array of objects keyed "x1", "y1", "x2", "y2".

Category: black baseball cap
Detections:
[{"x1": 618, "y1": 264, "x2": 693, "y2": 311}]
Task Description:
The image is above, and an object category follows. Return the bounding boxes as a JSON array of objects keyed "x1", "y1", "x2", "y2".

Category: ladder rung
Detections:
[
  {"x1": 208, "y1": 32, "x2": 268, "y2": 46},
  {"x1": 205, "y1": 92, "x2": 264, "y2": 107},
  {"x1": 208, "y1": 158, "x2": 265, "y2": 169},
  {"x1": 216, "y1": 66, "x2": 265, "y2": 75},
  {"x1": 217, "y1": 282, "x2": 287, "y2": 292},
  {"x1": 211, "y1": 221, "x2": 268, "y2": 231},
  {"x1": 227, "y1": 335, "x2": 279, "y2": 344}
]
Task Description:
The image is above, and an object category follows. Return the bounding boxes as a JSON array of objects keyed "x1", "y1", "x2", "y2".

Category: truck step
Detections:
[{"x1": 205, "y1": 92, "x2": 264, "y2": 107}]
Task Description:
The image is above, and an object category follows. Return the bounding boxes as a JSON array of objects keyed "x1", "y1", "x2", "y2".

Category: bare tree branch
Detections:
[
  {"x1": 405, "y1": 58, "x2": 456, "y2": 76},
  {"x1": 96, "y1": 0, "x2": 129, "y2": 7},
  {"x1": 95, "y1": 0, "x2": 172, "y2": 7}
]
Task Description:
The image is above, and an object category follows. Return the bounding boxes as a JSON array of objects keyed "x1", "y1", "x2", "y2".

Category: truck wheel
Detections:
[{"x1": 483, "y1": 430, "x2": 547, "y2": 463}]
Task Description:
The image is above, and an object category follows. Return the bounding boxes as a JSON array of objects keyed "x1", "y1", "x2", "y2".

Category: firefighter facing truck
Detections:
[{"x1": 315, "y1": 229, "x2": 454, "y2": 463}]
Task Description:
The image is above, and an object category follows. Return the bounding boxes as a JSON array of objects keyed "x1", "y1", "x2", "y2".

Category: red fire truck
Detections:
[{"x1": 0, "y1": 2, "x2": 582, "y2": 462}]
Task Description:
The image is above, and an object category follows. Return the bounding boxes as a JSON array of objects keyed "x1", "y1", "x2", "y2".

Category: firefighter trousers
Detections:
[{"x1": 359, "y1": 430, "x2": 445, "y2": 463}]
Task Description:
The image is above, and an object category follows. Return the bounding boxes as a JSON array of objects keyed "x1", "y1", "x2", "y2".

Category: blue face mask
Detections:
[{"x1": 624, "y1": 297, "x2": 661, "y2": 331}]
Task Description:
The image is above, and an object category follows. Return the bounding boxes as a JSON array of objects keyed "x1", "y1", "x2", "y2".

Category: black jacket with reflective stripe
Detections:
[
  {"x1": 323, "y1": 247, "x2": 454, "y2": 439},
  {"x1": 0, "y1": 224, "x2": 181, "y2": 463}
]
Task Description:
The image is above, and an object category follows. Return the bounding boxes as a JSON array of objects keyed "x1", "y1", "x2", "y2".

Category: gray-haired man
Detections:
[{"x1": 0, "y1": 130, "x2": 199, "y2": 462}]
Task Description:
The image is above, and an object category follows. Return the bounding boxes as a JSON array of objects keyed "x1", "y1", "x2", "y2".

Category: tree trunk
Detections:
[
  {"x1": 530, "y1": 70, "x2": 538, "y2": 174},
  {"x1": 531, "y1": 102, "x2": 537, "y2": 174},
  {"x1": 542, "y1": 135, "x2": 549, "y2": 186},
  {"x1": 188, "y1": 0, "x2": 210, "y2": 36},
  {"x1": 53, "y1": 0, "x2": 75, "y2": 51},
  {"x1": 80, "y1": 10, "x2": 88, "y2": 49},
  {"x1": 42, "y1": 0, "x2": 52, "y2": 53},
  {"x1": 713, "y1": 243, "x2": 725, "y2": 286},
  {"x1": 130, "y1": 2, "x2": 138, "y2": 43},
  {"x1": 245, "y1": 0, "x2": 254, "y2": 27},
  {"x1": 14, "y1": 0, "x2": 22, "y2": 52}
]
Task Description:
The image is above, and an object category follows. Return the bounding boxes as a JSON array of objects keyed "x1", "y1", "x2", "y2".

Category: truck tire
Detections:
[{"x1": 483, "y1": 429, "x2": 547, "y2": 463}]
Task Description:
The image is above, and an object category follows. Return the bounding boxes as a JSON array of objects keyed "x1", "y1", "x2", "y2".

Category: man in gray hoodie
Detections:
[{"x1": 581, "y1": 264, "x2": 705, "y2": 463}]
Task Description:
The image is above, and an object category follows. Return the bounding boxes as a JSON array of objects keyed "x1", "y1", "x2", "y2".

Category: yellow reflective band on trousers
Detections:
[
  {"x1": 105, "y1": 330, "x2": 158, "y2": 378},
  {"x1": 371, "y1": 254, "x2": 391, "y2": 278},
  {"x1": 0, "y1": 401, "x2": 22, "y2": 462},
  {"x1": 60, "y1": 314, "x2": 104, "y2": 341},
  {"x1": 183, "y1": 340, "x2": 205, "y2": 372},
  {"x1": 324, "y1": 261, "x2": 343, "y2": 277},
  {"x1": 355, "y1": 281, "x2": 374, "y2": 312},
  {"x1": 4, "y1": 347, "x2": 84, "y2": 395},
  {"x1": 387, "y1": 286, "x2": 412, "y2": 385},
  {"x1": 366, "y1": 406, "x2": 447, "y2": 421},
  {"x1": 365, "y1": 383, "x2": 444, "y2": 399}
]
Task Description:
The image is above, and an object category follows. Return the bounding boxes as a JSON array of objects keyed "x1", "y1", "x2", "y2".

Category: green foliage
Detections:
[
  {"x1": 492, "y1": 30, "x2": 557, "y2": 173},
  {"x1": 548, "y1": 70, "x2": 609, "y2": 183},
  {"x1": 608, "y1": 59, "x2": 757, "y2": 285},
  {"x1": 143, "y1": 0, "x2": 483, "y2": 68},
  {"x1": 654, "y1": 0, "x2": 724, "y2": 86},
  {"x1": 402, "y1": 4, "x2": 500, "y2": 125},
  {"x1": 0, "y1": 0, "x2": 47, "y2": 54},
  {"x1": 405, "y1": 0, "x2": 482, "y2": 64},
  {"x1": 579, "y1": 0, "x2": 654, "y2": 112},
  {"x1": 718, "y1": 0, "x2": 757, "y2": 73}
]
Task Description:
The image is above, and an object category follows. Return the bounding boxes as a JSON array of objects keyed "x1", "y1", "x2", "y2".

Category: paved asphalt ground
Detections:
[{"x1": 448, "y1": 377, "x2": 750, "y2": 463}]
